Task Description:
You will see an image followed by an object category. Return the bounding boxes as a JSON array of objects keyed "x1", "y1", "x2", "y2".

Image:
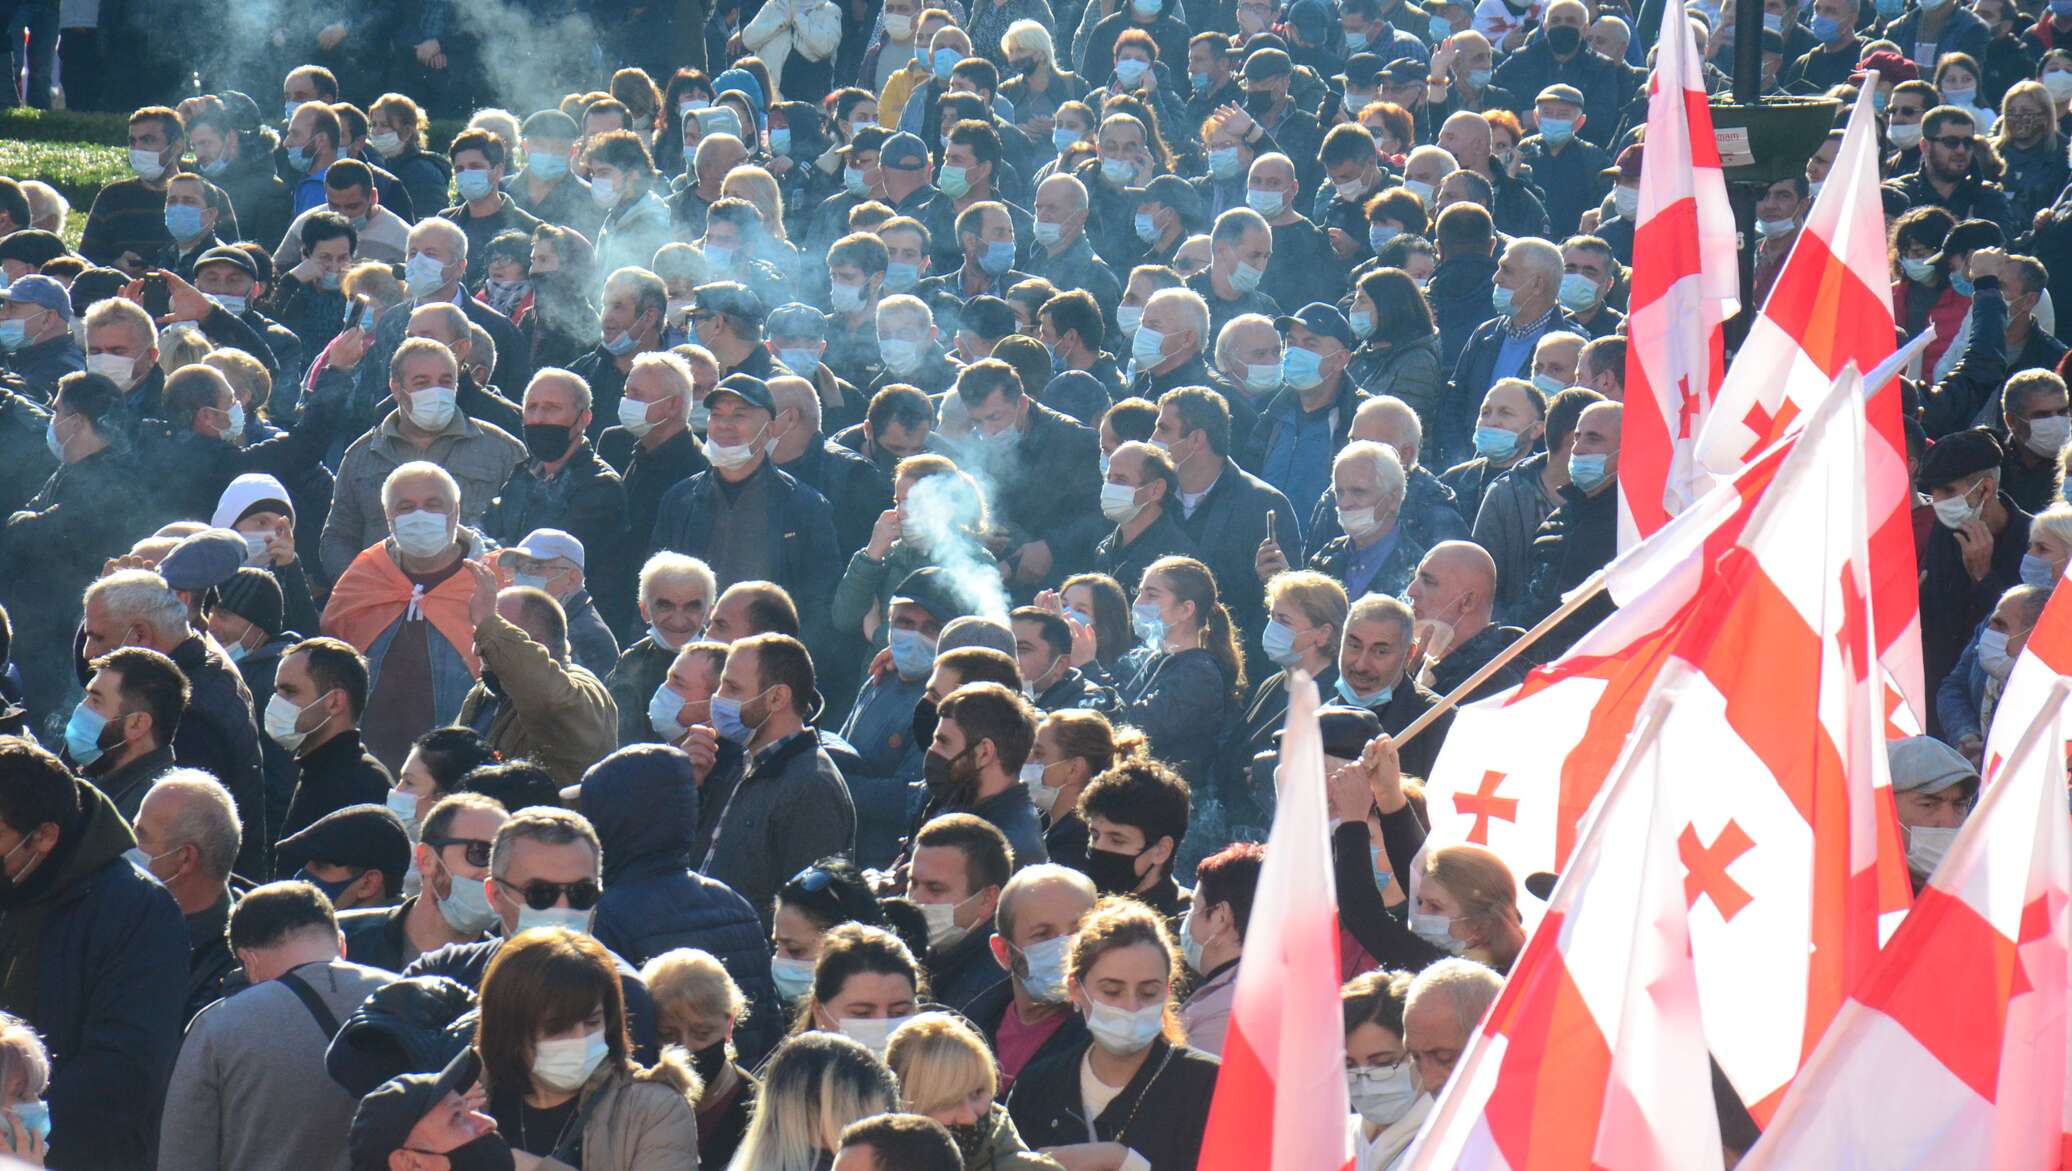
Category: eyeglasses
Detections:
[
  {"x1": 511, "y1": 878, "x2": 602, "y2": 910},
  {"x1": 425, "y1": 837, "x2": 495, "y2": 868},
  {"x1": 1926, "y1": 135, "x2": 1975, "y2": 151}
]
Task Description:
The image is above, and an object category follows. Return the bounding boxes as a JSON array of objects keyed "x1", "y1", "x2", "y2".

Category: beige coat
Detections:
[
  {"x1": 458, "y1": 613, "x2": 620, "y2": 788},
  {"x1": 529, "y1": 1054, "x2": 703, "y2": 1171}
]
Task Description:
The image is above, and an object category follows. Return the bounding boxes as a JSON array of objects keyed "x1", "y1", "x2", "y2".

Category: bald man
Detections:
[
  {"x1": 1405, "y1": 541, "x2": 1525, "y2": 700},
  {"x1": 1434, "y1": 111, "x2": 1551, "y2": 240}
]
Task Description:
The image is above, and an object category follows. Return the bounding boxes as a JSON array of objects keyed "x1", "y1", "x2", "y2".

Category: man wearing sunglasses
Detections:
[
  {"x1": 403, "y1": 807, "x2": 664, "y2": 1061},
  {"x1": 1881, "y1": 105, "x2": 2017, "y2": 237},
  {"x1": 340, "y1": 792, "x2": 509, "y2": 972}
]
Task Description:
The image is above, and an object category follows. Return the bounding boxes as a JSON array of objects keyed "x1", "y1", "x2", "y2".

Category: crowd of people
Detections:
[{"x1": 0, "y1": 0, "x2": 2066, "y2": 1163}]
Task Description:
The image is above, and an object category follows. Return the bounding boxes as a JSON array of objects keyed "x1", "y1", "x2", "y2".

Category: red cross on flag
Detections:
[
  {"x1": 1616, "y1": 1, "x2": 1737, "y2": 548},
  {"x1": 1736, "y1": 682, "x2": 2072, "y2": 1171},
  {"x1": 1198, "y1": 673, "x2": 1354, "y2": 1171},
  {"x1": 1424, "y1": 367, "x2": 1913, "y2": 1122},
  {"x1": 1982, "y1": 561, "x2": 2072, "y2": 784},
  {"x1": 1692, "y1": 77, "x2": 1923, "y2": 726},
  {"x1": 1399, "y1": 699, "x2": 1724, "y2": 1171}
]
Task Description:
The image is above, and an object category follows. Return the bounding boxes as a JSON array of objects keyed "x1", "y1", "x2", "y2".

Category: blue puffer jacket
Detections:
[{"x1": 579, "y1": 744, "x2": 784, "y2": 1066}]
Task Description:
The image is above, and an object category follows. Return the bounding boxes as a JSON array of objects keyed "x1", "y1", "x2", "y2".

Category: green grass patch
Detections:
[
  {"x1": 0, "y1": 139, "x2": 128, "y2": 248},
  {"x1": 0, "y1": 108, "x2": 131, "y2": 146}
]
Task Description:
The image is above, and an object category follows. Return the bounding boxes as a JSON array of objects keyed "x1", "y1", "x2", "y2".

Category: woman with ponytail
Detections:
[{"x1": 1115, "y1": 557, "x2": 1242, "y2": 832}]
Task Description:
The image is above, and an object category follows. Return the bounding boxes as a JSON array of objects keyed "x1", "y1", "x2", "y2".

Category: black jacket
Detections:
[
  {"x1": 925, "y1": 923, "x2": 1010, "y2": 1018},
  {"x1": 0, "y1": 779, "x2": 188, "y2": 1171},
  {"x1": 963, "y1": 400, "x2": 1105, "y2": 590},
  {"x1": 338, "y1": 897, "x2": 421, "y2": 973},
  {"x1": 1092, "y1": 509, "x2": 1200, "y2": 595},
  {"x1": 1007, "y1": 1035, "x2": 1220, "y2": 1168},
  {"x1": 278, "y1": 730, "x2": 394, "y2": 866},
  {"x1": 326, "y1": 975, "x2": 480, "y2": 1098},
  {"x1": 1525, "y1": 481, "x2": 1622, "y2": 657},
  {"x1": 1426, "y1": 623, "x2": 1530, "y2": 702},
  {"x1": 649, "y1": 459, "x2": 843, "y2": 650},
  {"x1": 483, "y1": 442, "x2": 633, "y2": 622},
  {"x1": 1444, "y1": 307, "x2": 1580, "y2": 469},
  {"x1": 1172, "y1": 459, "x2": 1300, "y2": 644},
  {"x1": 774, "y1": 436, "x2": 894, "y2": 559},
  {"x1": 1488, "y1": 35, "x2": 1636, "y2": 147},
  {"x1": 0, "y1": 386, "x2": 55, "y2": 516},
  {"x1": 1426, "y1": 251, "x2": 1500, "y2": 371},
  {"x1": 169, "y1": 634, "x2": 274, "y2": 880}
]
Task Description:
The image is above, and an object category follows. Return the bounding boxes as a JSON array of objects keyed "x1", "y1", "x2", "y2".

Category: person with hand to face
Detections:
[
  {"x1": 1004, "y1": 898, "x2": 1220, "y2": 1171},
  {"x1": 474, "y1": 927, "x2": 700, "y2": 1164},
  {"x1": 339, "y1": 792, "x2": 510, "y2": 972},
  {"x1": 1918, "y1": 428, "x2": 2031, "y2": 693},
  {"x1": 1405, "y1": 539, "x2": 1524, "y2": 699},
  {"x1": 1885, "y1": 735, "x2": 1981, "y2": 888}
]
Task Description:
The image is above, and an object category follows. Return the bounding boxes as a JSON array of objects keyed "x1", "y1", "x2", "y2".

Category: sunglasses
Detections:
[
  {"x1": 510, "y1": 878, "x2": 602, "y2": 911},
  {"x1": 789, "y1": 865, "x2": 837, "y2": 894},
  {"x1": 1926, "y1": 135, "x2": 1975, "y2": 150},
  {"x1": 425, "y1": 836, "x2": 494, "y2": 868}
]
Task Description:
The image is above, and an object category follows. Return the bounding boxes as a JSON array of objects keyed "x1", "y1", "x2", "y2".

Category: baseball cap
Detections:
[
  {"x1": 1379, "y1": 57, "x2": 1427, "y2": 86},
  {"x1": 511, "y1": 527, "x2": 586, "y2": 570},
  {"x1": 348, "y1": 1048, "x2": 486, "y2": 1171},
  {"x1": 1853, "y1": 49, "x2": 1918, "y2": 85},
  {"x1": 880, "y1": 131, "x2": 931, "y2": 170},
  {"x1": 159, "y1": 528, "x2": 249, "y2": 593},
  {"x1": 1276, "y1": 302, "x2": 1355, "y2": 349},
  {"x1": 706, "y1": 372, "x2": 776, "y2": 413},
  {"x1": 1887, "y1": 735, "x2": 1979, "y2": 795},
  {"x1": 0, "y1": 273, "x2": 73, "y2": 320}
]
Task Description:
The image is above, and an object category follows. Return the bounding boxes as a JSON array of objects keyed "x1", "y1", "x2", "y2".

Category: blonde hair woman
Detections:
[
  {"x1": 642, "y1": 948, "x2": 758, "y2": 1170},
  {"x1": 725, "y1": 1032, "x2": 898, "y2": 1171},
  {"x1": 1413, "y1": 843, "x2": 1527, "y2": 972},
  {"x1": 886, "y1": 1013, "x2": 1063, "y2": 1169}
]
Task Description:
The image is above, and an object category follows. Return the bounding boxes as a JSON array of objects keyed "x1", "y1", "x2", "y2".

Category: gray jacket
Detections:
[
  {"x1": 1471, "y1": 451, "x2": 1560, "y2": 624},
  {"x1": 319, "y1": 409, "x2": 526, "y2": 579},
  {"x1": 158, "y1": 959, "x2": 395, "y2": 1171},
  {"x1": 698, "y1": 729, "x2": 857, "y2": 926}
]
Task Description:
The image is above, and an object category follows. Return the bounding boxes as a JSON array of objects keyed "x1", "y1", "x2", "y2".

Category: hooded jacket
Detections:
[
  {"x1": 0, "y1": 778, "x2": 188, "y2": 1170},
  {"x1": 325, "y1": 974, "x2": 479, "y2": 1097},
  {"x1": 580, "y1": 744, "x2": 781, "y2": 1061}
]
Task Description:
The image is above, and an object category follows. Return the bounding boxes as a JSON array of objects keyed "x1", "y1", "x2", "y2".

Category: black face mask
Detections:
[
  {"x1": 1244, "y1": 88, "x2": 1278, "y2": 116},
  {"x1": 1015, "y1": 56, "x2": 1040, "y2": 78},
  {"x1": 689, "y1": 1039, "x2": 727, "y2": 1085},
  {"x1": 911, "y1": 699, "x2": 939, "y2": 749},
  {"x1": 1082, "y1": 844, "x2": 1148, "y2": 895},
  {"x1": 522, "y1": 421, "x2": 574, "y2": 463},
  {"x1": 438, "y1": 1133, "x2": 518, "y2": 1171},
  {"x1": 922, "y1": 745, "x2": 972, "y2": 797},
  {"x1": 1544, "y1": 24, "x2": 1582, "y2": 54},
  {"x1": 950, "y1": 1119, "x2": 989, "y2": 1160}
]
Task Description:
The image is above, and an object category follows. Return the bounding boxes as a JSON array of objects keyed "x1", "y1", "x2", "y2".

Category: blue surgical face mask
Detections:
[
  {"x1": 1134, "y1": 211, "x2": 1161, "y2": 242},
  {"x1": 1131, "y1": 323, "x2": 1166, "y2": 368},
  {"x1": 710, "y1": 688, "x2": 768, "y2": 744},
  {"x1": 1558, "y1": 271, "x2": 1601, "y2": 313},
  {"x1": 456, "y1": 167, "x2": 495, "y2": 201},
  {"x1": 1115, "y1": 58, "x2": 1152, "y2": 86},
  {"x1": 1261, "y1": 618, "x2": 1303, "y2": 666},
  {"x1": 884, "y1": 261, "x2": 921, "y2": 291},
  {"x1": 1491, "y1": 284, "x2": 1517, "y2": 315},
  {"x1": 532, "y1": 151, "x2": 569, "y2": 179},
  {"x1": 980, "y1": 238, "x2": 1016, "y2": 275},
  {"x1": 1344, "y1": 29, "x2": 1370, "y2": 51},
  {"x1": 933, "y1": 47, "x2": 961, "y2": 80},
  {"x1": 771, "y1": 954, "x2": 815, "y2": 1001},
  {"x1": 6, "y1": 1101, "x2": 50, "y2": 1148},
  {"x1": 1334, "y1": 673, "x2": 1393, "y2": 709},
  {"x1": 1368, "y1": 224, "x2": 1400, "y2": 254},
  {"x1": 1230, "y1": 259, "x2": 1265, "y2": 293},
  {"x1": 879, "y1": 336, "x2": 923, "y2": 374},
  {"x1": 1281, "y1": 345, "x2": 1326, "y2": 390},
  {"x1": 2021, "y1": 552, "x2": 2059, "y2": 588},
  {"x1": 1349, "y1": 309, "x2": 1375, "y2": 339},
  {"x1": 845, "y1": 164, "x2": 869, "y2": 195},
  {"x1": 1429, "y1": 15, "x2": 1454, "y2": 40},
  {"x1": 286, "y1": 143, "x2": 313, "y2": 172},
  {"x1": 1468, "y1": 67, "x2": 1493, "y2": 89},
  {"x1": 1246, "y1": 186, "x2": 1284, "y2": 216},
  {"x1": 1474, "y1": 423, "x2": 1524, "y2": 459},
  {"x1": 1538, "y1": 116, "x2": 1576, "y2": 146},
  {"x1": 939, "y1": 163, "x2": 972, "y2": 199},
  {"x1": 778, "y1": 346, "x2": 819, "y2": 374},
  {"x1": 1568, "y1": 450, "x2": 1612, "y2": 491},
  {"x1": 889, "y1": 626, "x2": 938, "y2": 679},
  {"x1": 0, "y1": 318, "x2": 28, "y2": 351},
  {"x1": 1053, "y1": 127, "x2": 1083, "y2": 153},
  {"x1": 1901, "y1": 256, "x2": 1936, "y2": 284},
  {"x1": 1189, "y1": 70, "x2": 1210, "y2": 91},
  {"x1": 64, "y1": 701, "x2": 111, "y2": 767},
  {"x1": 648, "y1": 682, "x2": 689, "y2": 740},
  {"x1": 164, "y1": 202, "x2": 207, "y2": 241},
  {"x1": 1951, "y1": 272, "x2": 1977, "y2": 298},
  {"x1": 1209, "y1": 146, "x2": 1243, "y2": 179},
  {"x1": 1101, "y1": 156, "x2": 1138, "y2": 185},
  {"x1": 768, "y1": 128, "x2": 792, "y2": 156},
  {"x1": 1811, "y1": 12, "x2": 1844, "y2": 40}
]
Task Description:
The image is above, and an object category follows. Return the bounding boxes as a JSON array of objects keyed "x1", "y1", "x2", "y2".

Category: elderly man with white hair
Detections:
[
  {"x1": 1402, "y1": 956, "x2": 1504, "y2": 1094},
  {"x1": 1126, "y1": 285, "x2": 1219, "y2": 401},
  {"x1": 321, "y1": 460, "x2": 488, "y2": 770},
  {"x1": 1296, "y1": 395, "x2": 1471, "y2": 560},
  {"x1": 314, "y1": 216, "x2": 533, "y2": 431},
  {"x1": 132, "y1": 769, "x2": 247, "y2": 1020},
  {"x1": 483, "y1": 366, "x2": 633, "y2": 629},
  {"x1": 1305, "y1": 440, "x2": 1427, "y2": 601},
  {"x1": 81, "y1": 569, "x2": 271, "y2": 878},
  {"x1": 766, "y1": 372, "x2": 895, "y2": 555},
  {"x1": 320, "y1": 337, "x2": 525, "y2": 578},
  {"x1": 606, "y1": 551, "x2": 719, "y2": 745},
  {"x1": 1441, "y1": 236, "x2": 1576, "y2": 468}
]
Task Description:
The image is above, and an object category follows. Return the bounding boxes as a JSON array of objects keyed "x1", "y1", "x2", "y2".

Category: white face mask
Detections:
[
  {"x1": 1021, "y1": 760, "x2": 1061, "y2": 814},
  {"x1": 86, "y1": 352, "x2": 140, "y2": 389},
  {"x1": 838, "y1": 1014, "x2": 914, "y2": 1056},
  {"x1": 1084, "y1": 997, "x2": 1165, "y2": 1055},
  {"x1": 1904, "y1": 823, "x2": 1961, "y2": 877},
  {"x1": 1100, "y1": 480, "x2": 1148, "y2": 524},
  {"x1": 919, "y1": 892, "x2": 980, "y2": 950},
  {"x1": 1931, "y1": 481, "x2": 1986, "y2": 530},
  {"x1": 407, "y1": 385, "x2": 459, "y2": 430},
  {"x1": 2026, "y1": 414, "x2": 2071, "y2": 458},
  {"x1": 532, "y1": 1029, "x2": 609, "y2": 1091},
  {"x1": 263, "y1": 690, "x2": 328, "y2": 752},
  {"x1": 1613, "y1": 185, "x2": 1639, "y2": 218},
  {"x1": 1347, "y1": 1062, "x2": 1421, "y2": 1127},
  {"x1": 390, "y1": 508, "x2": 453, "y2": 558},
  {"x1": 1409, "y1": 910, "x2": 1468, "y2": 954},
  {"x1": 704, "y1": 423, "x2": 767, "y2": 471}
]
